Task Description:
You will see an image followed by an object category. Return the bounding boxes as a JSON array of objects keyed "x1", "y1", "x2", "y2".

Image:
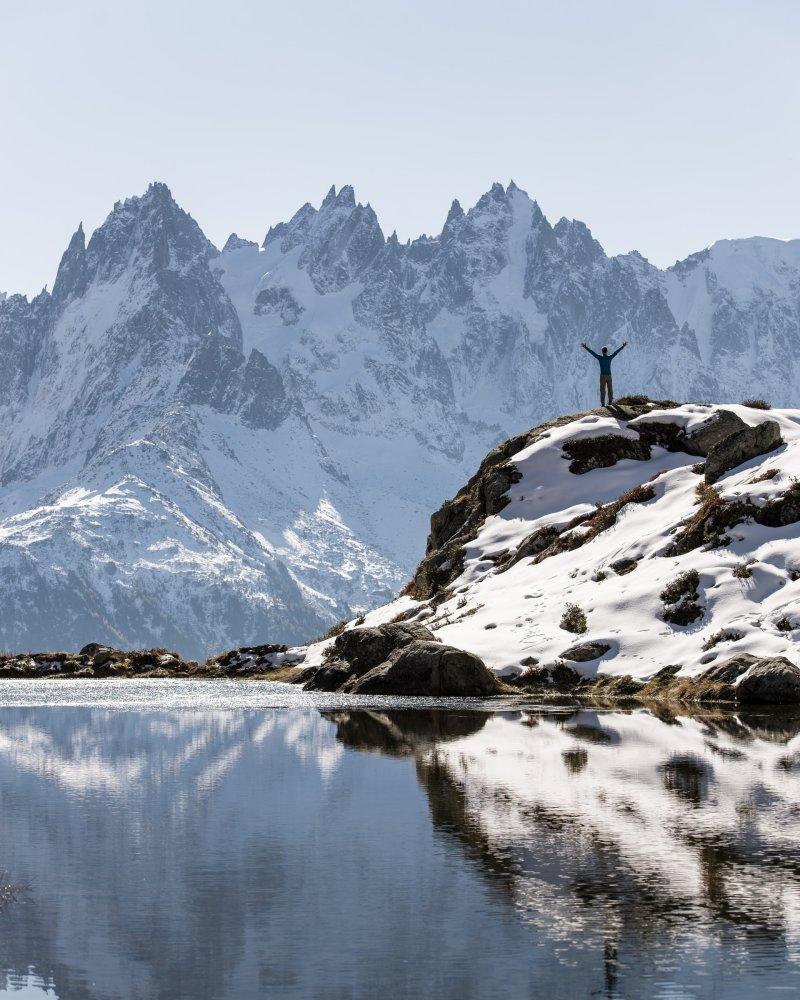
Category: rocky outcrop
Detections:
[
  {"x1": 736, "y1": 656, "x2": 800, "y2": 703},
  {"x1": 302, "y1": 622, "x2": 434, "y2": 691},
  {"x1": 0, "y1": 641, "x2": 303, "y2": 679},
  {"x1": 410, "y1": 430, "x2": 536, "y2": 600},
  {"x1": 0, "y1": 644, "x2": 197, "y2": 678},
  {"x1": 561, "y1": 433, "x2": 650, "y2": 474},
  {"x1": 346, "y1": 642, "x2": 500, "y2": 696},
  {"x1": 414, "y1": 402, "x2": 786, "y2": 605},
  {"x1": 202, "y1": 643, "x2": 304, "y2": 676},
  {"x1": 635, "y1": 409, "x2": 783, "y2": 483},
  {"x1": 560, "y1": 642, "x2": 611, "y2": 662},
  {"x1": 635, "y1": 408, "x2": 746, "y2": 455},
  {"x1": 301, "y1": 622, "x2": 502, "y2": 696},
  {"x1": 704, "y1": 418, "x2": 783, "y2": 483},
  {"x1": 178, "y1": 331, "x2": 291, "y2": 430},
  {"x1": 412, "y1": 400, "x2": 662, "y2": 600},
  {"x1": 510, "y1": 652, "x2": 800, "y2": 706}
]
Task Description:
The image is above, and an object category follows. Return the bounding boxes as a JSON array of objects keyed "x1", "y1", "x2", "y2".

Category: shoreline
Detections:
[{"x1": 1, "y1": 664, "x2": 798, "y2": 712}]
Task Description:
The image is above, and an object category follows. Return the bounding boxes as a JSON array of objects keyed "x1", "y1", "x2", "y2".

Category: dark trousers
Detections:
[{"x1": 600, "y1": 373, "x2": 613, "y2": 405}]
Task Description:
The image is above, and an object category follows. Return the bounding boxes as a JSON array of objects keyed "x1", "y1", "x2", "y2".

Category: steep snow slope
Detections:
[
  {"x1": 0, "y1": 179, "x2": 799, "y2": 657},
  {"x1": 348, "y1": 403, "x2": 800, "y2": 680}
]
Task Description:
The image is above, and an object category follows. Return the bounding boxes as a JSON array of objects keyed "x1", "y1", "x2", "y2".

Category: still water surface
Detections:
[{"x1": 0, "y1": 681, "x2": 799, "y2": 999}]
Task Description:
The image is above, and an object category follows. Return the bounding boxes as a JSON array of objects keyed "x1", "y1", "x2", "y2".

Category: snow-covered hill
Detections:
[
  {"x1": 342, "y1": 401, "x2": 800, "y2": 683},
  {"x1": 1, "y1": 180, "x2": 799, "y2": 657}
]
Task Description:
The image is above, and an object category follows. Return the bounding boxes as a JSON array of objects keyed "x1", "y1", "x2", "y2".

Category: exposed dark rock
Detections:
[
  {"x1": 500, "y1": 525, "x2": 560, "y2": 569},
  {"x1": 303, "y1": 661, "x2": 355, "y2": 692},
  {"x1": 329, "y1": 622, "x2": 434, "y2": 673},
  {"x1": 561, "y1": 433, "x2": 650, "y2": 475},
  {"x1": 704, "y1": 419, "x2": 783, "y2": 483},
  {"x1": 0, "y1": 646, "x2": 199, "y2": 678},
  {"x1": 254, "y1": 286, "x2": 305, "y2": 324},
  {"x1": 222, "y1": 233, "x2": 258, "y2": 252},
  {"x1": 304, "y1": 622, "x2": 435, "y2": 692},
  {"x1": 344, "y1": 640, "x2": 501, "y2": 696},
  {"x1": 203, "y1": 642, "x2": 300, "y2": 676},
  {"x1": 635, "y1": 409, "x2": 782, "y2": 484},
  {"x1": 682, "y1": 409, "x2": 750, "y2": 456},
  {"x1": 299, "y1": 621, "x2": 500, "y2": 696},
  {"x1": 505, "y1": 652, "x2": 800, "y2": 707},
  {"x1": 412, "y1": 448, "x2": 525, "y2": 598},
  {"x1": 0, "y1": 642, "x2": 307, "y2": 679},
  {"x1": 636, "y1": 408, "x2": 745, "y2": 456},
  {"x1": 700, "y1": 652, "x2": 759, "y2": 685},
  {"x1": 560, "y1": 642, "x2": 611, "y2": 662},
  {"x1": 178, "y1": 331, "x2": 290, "y2": 430},
  {"x1": 736, "y1": 656, "x2": 800, "y2": 703}
]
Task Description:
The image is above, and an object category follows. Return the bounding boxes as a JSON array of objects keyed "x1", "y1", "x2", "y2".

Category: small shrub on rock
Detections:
[
  {"x1": 702, "y1": 629, "x2": 745, "y2": 652},
  {"x1": 742, "y1": 399, "x2": 772, "y2": 410},
  {"x1": 695, "y1": 481, "x2": 721, "y2": 506},
  {"x1": 611, "y1": 557, "x2": 638, "y2": 576},
  {"x1": 751, "y1": 468, "x2": 779, "y2": 483},
  {"x1": 733, "y1": 560, "x2": 755, "y2": 579},
  {"x1": 560, "y1": 603, "x2": 588, "y2": 634},
  {"x1": 661, "y1": 570, "x2": 704, "y2": 626},
  {"x1": 660, "y1": 570, "x2": 700, "y2": 605}
]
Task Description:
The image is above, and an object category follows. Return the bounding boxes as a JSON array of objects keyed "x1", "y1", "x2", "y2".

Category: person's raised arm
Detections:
[
  {"x1": 581, "y1": 342, "x2": 601, "y2": 360},
  {"x1": 610, "y1": 340, "x2": 629, "y2": 359}
]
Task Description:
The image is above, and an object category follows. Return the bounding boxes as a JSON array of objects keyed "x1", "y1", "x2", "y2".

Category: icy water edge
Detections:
[{"x1": 0, "y1": 681, "x2": 799, "y2": 999}]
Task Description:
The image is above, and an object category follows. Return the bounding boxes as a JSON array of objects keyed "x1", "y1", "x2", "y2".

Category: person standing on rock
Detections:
[{"x1": 581, "y1": 341, "x2": 628, "y2": 406}]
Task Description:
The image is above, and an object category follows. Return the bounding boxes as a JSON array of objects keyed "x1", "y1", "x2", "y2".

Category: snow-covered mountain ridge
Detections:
[
  {"x1": 1, "y1": 180, "x2": 799, "y2": 658},
  {"x1": 339, "y1": 400, "x2": 800, "y2": 684}
]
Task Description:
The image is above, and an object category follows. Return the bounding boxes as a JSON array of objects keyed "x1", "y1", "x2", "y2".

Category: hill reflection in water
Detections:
[{"x1": 1, "y1": 698, "x2": 800, "y2": 999}]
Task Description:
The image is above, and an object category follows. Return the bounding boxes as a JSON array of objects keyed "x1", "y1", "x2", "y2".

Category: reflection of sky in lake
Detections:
[{"x1": 0, "y1": 682, "x2": 798, "y2": 998}]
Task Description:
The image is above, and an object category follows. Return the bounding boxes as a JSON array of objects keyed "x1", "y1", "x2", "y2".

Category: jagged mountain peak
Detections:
[
  {"x1": 444, "y1": 198, "x2": 464, "y2": 226},
  {"x1": 222, "y1": 233, "x2": 258, "y2": 253},
  {"x1": 52, "y1": 222, "x2": 88, "y2": 303},
  {"x1": 552, "y1": 216, "x2": 605, "y2": 264},
  {"x1": 320, "y1": 183, "x2": 356, "y2": 211},
  {"x1": 81, "y1": 181, "x2": 218, "y2": 287}
]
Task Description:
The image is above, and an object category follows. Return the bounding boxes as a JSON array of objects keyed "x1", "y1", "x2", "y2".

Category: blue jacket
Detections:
[{"x1": 585, "y1": 345, "x2": 624, "y2": 374}]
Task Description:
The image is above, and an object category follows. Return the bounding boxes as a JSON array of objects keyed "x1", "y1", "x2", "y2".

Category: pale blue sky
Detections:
[{"x1": 2, "y1": 0, "x2": 799, "y2": 296}]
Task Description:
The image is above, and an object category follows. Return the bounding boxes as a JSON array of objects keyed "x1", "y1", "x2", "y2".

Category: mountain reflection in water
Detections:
[{"x1": 1, "y1": 698, "x2": 800, "y2": 999}]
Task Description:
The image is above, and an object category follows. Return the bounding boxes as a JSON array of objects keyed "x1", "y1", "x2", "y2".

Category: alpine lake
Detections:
[{"x1": 0, "y1": 679, "x2": 799, "y2": 999}]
